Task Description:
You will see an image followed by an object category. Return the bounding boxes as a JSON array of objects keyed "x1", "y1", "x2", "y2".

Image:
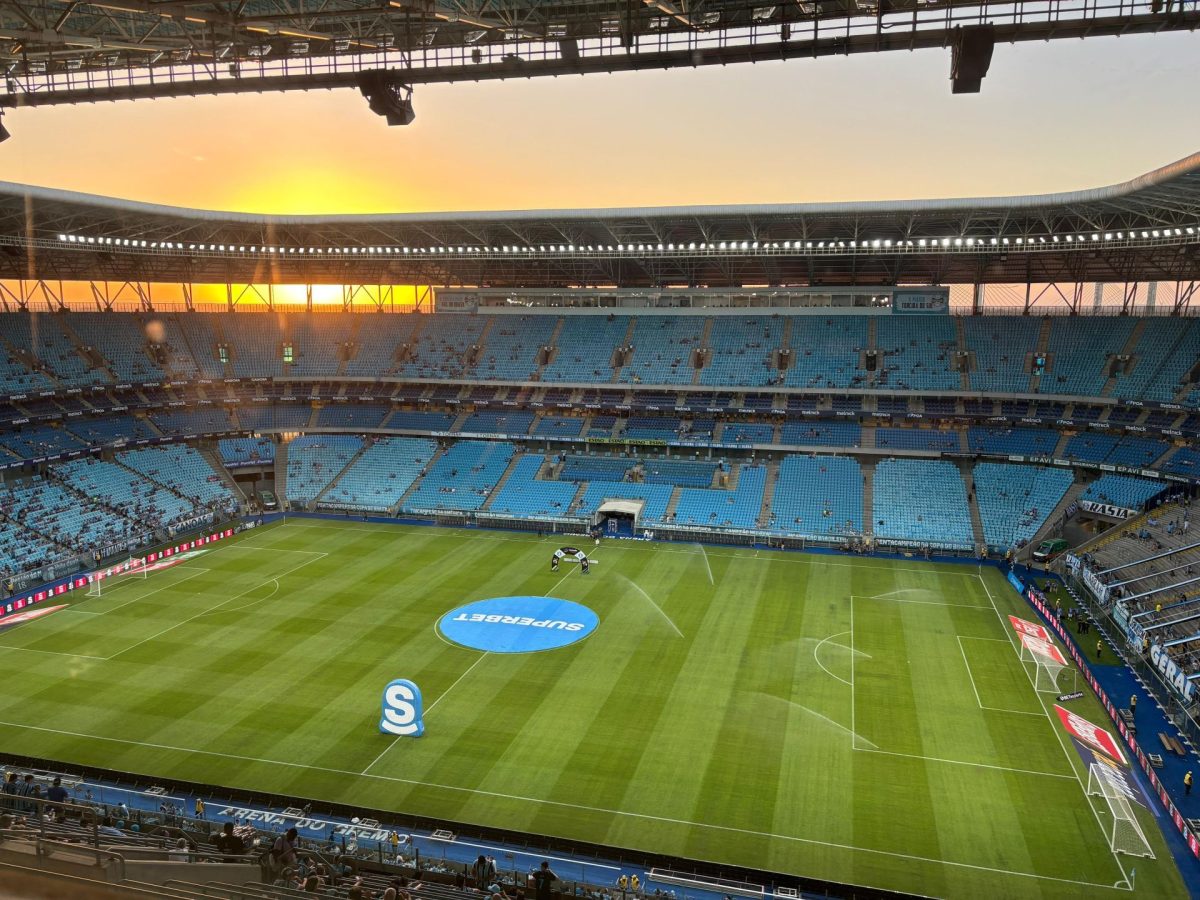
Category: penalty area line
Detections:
[{"x1": 0, "y1": 718, "x2": 1130, "y2": 892}]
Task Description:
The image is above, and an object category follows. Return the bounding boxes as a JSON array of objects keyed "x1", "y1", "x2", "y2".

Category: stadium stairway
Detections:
[
  {"x1": 1029, "y1": 317, "x2": 1053, "y2": 394},
  {"x1": 57, "y1": 315, "x2": 118, "y2": 382},
  {"x1": 1101, "y1": 319, "x2": 1148, "y2": 396},
  {"x1": 954, "y1": 316, "x2": 971, "y2": 390},
  {"x1": 390, "y1": 443, "x2": 450, "y2": 515},
  {"x1": 1149, "y1": 442, "x2": 1181, "y2": 469},
  {"x1": 956, "y1": 461, "x2": 987, "y2": 551},
  {"x1": 756, "y1": 460, "x2": 780, "y2": 529},
  {"x1": 534, "y1": 315, "x2": 566, "y2": 379},
  {"x1": 858, "y1": 424, "x2": 875, "y2": 449},
  {"x1": 1051, "y1": 429, "x2": 1071, "y2": 458},
  {"x1": 310, "y1": 441, "x2": 371, "y2": 508},
  {"x1": 479, "y1": 453, "x2": 526, "y2": 511},
  {"x1": 610, "y1": 316, "x2": 637, "y2": 383},
  {"x1": 864, "y1": 317, "x2": 878, "y2": 388},
  {"x1": 449, "y1": 410, "x2": 471, "y2": 433},
  {"x1": 198, "y1": 444, "x2": 247, "y2": 502},
  {"x1": 663, "y1": 485, "x2": 684, "y2": 521},
  {"x1": 273, "y1": 441, "x2": 289, "y2": 501},
  {"x1": 861, "y1": 460, "x2": 875, "y2": 536},
  {"x1": 691, "y1": 317, "x2": 715, "y2": 385}
]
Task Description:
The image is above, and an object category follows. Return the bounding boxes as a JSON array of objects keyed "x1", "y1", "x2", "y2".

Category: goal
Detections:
[
  {"x1": 86, "y1": 556, "x2": 149, "y2": 597},
  {"x1": 1018, "y1": 638, "x2": 1067, "y2": 692},
  {"x1": 1087, "y1": 763, "x2": 1155, "y2": 858}
]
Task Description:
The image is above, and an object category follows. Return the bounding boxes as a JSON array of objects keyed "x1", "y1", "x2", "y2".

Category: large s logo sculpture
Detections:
[{"x1": 379, "y1": 679, "x2": 425, "y2": 737}]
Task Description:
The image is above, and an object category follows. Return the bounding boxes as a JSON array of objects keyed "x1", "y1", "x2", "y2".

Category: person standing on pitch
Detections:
[
  {"x1": 1186, "y1": 771, "x2": 1194, "y2": 797},
  {"x1": 1130, "y1": 694, "x2": 1137, "y2": 719},
  {"x1": 532, "y1": 861, "x2": 558, "y2": 900},
  {"x1": 1096, "y1": 639, "x2": 1103, "y2": 660}
]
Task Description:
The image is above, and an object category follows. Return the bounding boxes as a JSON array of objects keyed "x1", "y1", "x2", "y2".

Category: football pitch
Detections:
[{"x1": 0, "y1": 519, "x2": 1187, "y2": 899}]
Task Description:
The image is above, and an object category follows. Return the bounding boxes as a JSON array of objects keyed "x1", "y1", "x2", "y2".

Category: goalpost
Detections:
[
  {"x1": 86, "y1": 556, "x2": 149, "y2": 597},
  {"x1": 1086, "y1": 763, "x2": 1155, "y2": 858},
  {"x1": 1019, "y1": 640, "x2": 1067, "y2": 692}
]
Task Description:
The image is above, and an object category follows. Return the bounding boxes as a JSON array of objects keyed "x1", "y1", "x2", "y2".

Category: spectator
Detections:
[
  {"x1": 213, "y1": 821, "x2": 246, "y2": 861},
  {"x1": 270, "y1": 827, "x2": 299, "y2": 874},
  {"x1": 532, "y1": 861, "x2": 559, "y2": 900},
  {"x1": 169, "y1": 838, "x2": 190, "y2": 862}
]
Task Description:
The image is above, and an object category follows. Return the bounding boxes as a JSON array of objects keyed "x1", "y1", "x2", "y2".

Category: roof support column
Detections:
[
  {"x1": 1173, "y1": 281, "x2": 1197, "y2": 316},
  {"x1": 971, "y1": 282, "x2": 984, "y2": 315}
]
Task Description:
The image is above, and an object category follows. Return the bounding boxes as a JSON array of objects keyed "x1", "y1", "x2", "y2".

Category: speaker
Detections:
[{"x1": 950, "y1": 25, "x2": 995, "y2": 94}]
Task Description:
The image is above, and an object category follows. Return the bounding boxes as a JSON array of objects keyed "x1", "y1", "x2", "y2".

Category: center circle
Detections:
[{"x1": 438, "y1": 597, "x2": 599, "y2": 653}]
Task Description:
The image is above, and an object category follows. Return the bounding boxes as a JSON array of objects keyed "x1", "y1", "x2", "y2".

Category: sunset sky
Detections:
[{"x1": 2, "y1": 31, "x2": 1198, "y2": 215}]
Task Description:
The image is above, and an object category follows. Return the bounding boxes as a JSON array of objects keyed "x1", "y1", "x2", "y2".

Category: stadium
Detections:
[{"x1": 1, "y1": 4, "x2": 1200, "y2": 899}]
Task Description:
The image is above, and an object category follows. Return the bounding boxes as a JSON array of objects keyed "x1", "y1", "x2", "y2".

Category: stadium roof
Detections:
[
  {"x1": 1, "y1": 151, "x2": 1199, "y2": 290},
  {"x1": 1, "y1": 1, "x2": 1196, "y2": 106}
]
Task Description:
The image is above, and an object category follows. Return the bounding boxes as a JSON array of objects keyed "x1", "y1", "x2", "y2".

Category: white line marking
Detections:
[
  {"x1": 853, "y1": 747, "x2": 1076, "y2": 781},
  {"x1": 856, "y1": 593, "x2": 992, "y2": 609},
  {"x1": 754, "y1": 692, "x2": 879, "y2": 750},
  {"x1": 361, "y1": 651, "x2": 491, "y2": 776},
  {"x1": 615, "y1": 573, "x2": 684, "y2": 638},
  {"x1": 196, "y1": 579, "x2": 280, "y2": 618},
  {"x1": 693, "y1": 542, "x2": 714, "y2": 585},
  {"x1": 105, "y1": 553, "x2": 328, "y2": 661},
  {"x1": 955, "y1": 635, "x2": 1044, "y2": 717},
  {"x1": 958, "y1": 634, "x2": 986, "y2": 709},
  {"x1": 812, "y1": 631, "x2": 853, "y2": 686},
  {"x1": 88, "y1": 568, "x2": 212, "y2": 616},
  {"x1": 0, "y1": 718, "x2": 1126, "y2": 892},
  {"x1": 0, "y1": 646, "x2": 107, "y2": 660},
  {"x1": 850, "y1": 592, "x2": 857, "y2": 748},
  {"x1": 216, "y1": 544, "x2": 328, "y2": 555},
  {"x1": 975, "y1": 568, "x2": 1132, "y2": 888}
]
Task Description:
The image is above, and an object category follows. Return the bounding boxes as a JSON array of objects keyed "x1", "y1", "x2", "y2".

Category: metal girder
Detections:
[{"x1": 0, "y1": 0, "x2": 1196, "y2": 106}]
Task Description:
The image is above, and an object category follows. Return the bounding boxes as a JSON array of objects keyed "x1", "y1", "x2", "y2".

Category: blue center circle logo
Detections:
[{"x1": 438, "y1": 597, "x2": 599, "y2": 653}]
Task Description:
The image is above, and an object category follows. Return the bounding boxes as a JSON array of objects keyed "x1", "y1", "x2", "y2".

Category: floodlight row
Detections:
[{"x1": 54, "y1": 226, "x2": 1200, "y2": 257}]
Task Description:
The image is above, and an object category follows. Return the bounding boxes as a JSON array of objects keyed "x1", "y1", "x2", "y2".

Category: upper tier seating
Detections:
[
  {"x1": 285, "y1": 435, "x2": 364, "y2": 503},
  {"x1": 1063, "y1": 433, "x2": 1168, "y2": 468},
  {"x1": 321, "y1": 436, "x2": 436, "y2": 511},
  {"x1": 767, "y1": 455, "x2": 864, "y2": 539},
  {"x1": 70, "y1": 313, "x2": 166, "y2": 384},
  {"x1": 779, "y1": 422, "x2": 862, "y2": 448},
  {"x1": 286, "y1": 314, "x2": 356, "y2": 377},
  {"x1": 488, "y1": 454, "x2": 578, "y2": 518},
  {"x1": 403, "y1": 440, "x2": 515, "y2": 512},
  {"x1": 1080, "y1": 474, "x2": 1166, "y2": 511},
  {"x1": 619, "y1": 316, "x2": 706, "y2": 385},
  {"x1": 876, "y1": 315, "x2": 960, "y2": 391},
  {"x1": 875, "y1": 427, "x2": 959, "y2": 452},
  {"x1": 967, "y1": 426, "x2": 1058, "y2": 456},
  {"x1": 722, "y1": 422, "x2": 776, "y2": 444},
  {"x1": 873, "y1": 458, "x2": 974, "y2": 549},
  {"x1": 532, "y1": 416, "x2": 585, "y2": 438},
  {"x1": 461, "y1": 409, "x2": 535, "y2": 436},
  {"x1": 236, "y1": 405, "x2": 314, "y2": 431},
  {"x1": 395, "y1": 316, "x2": 488, "y2": 379},
  {"x1": 316, "y1": 404, "x2": 391, "y2": 429},
  {"x1": 151, "y1": 408, "x2": 236, "y2": 436},
  {"x1": 962, "y1": 316, "x2": 1039, "y2": 393},
  {"x1": 470, "y1": 315, "x2": 556, "y2": 381},
  {"x1": 972, "y1": 463, "x2": 1074, "y2": 551},
  {"x1": 1042, "y1": 317, "x2": 1137, "y2": 395},
  {"x1": 783, "y1": 317, "x2": 867, "y2": 389},
  {"x1": 701, "y1": 318, "x2": 783, "y2": 386},
  {"x1": 540, "y1": 316, "x2": 629, "y2": 383},
  {"x1": 1110, "y1": 318, "x2": 1200, "y2": 402},
  {"x1": 388, "y1": 410, "x2": 456, "y2": 432},
  {"x1": 66, "y1": 415, "x2": 157, "y2": 447}
]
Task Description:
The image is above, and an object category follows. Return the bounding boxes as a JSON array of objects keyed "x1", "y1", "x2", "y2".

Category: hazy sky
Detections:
[{"x1": 2, "y1": 31, "x2": 1198, "y2": 214}]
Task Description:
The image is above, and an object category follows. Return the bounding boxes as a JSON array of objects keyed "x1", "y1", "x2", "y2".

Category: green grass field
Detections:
[{"x1": 0, "y1": 520, "x2": 1188, "y2": 899}]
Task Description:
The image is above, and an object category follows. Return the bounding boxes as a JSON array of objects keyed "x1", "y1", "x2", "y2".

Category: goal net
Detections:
[
  {"x1": 86, "y1": 556, "x2": 149, "y2": 597},
  {"x1": 1086, "y1": 763, "x2": 1155, "y2": 858},
  {"x1": 1017, "y1": 634, "x2": 1068, "y2": 692}
]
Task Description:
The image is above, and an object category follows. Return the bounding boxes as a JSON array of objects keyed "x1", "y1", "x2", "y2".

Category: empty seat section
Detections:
[
  {"x1": 723, "y1": 422, "x2": 776, "y2": 444},
  {"x1": 618, "y1": 316, "x2": 705, "y2": 385},
  {"x1": 287, "y1": 315, "x2": 357, "y2": 377},
  {"x1": 344, "y1": 316, "x2": 421, "y2": 377},
  {"x1": 316, "y1": 404, "x2": 390, "y2": 429},
  {"x1": 460, "y1": 410, "x2": 535, "y2": 436},
  {"x1": 640, "y1": 459, "x2": 716, "y2": 487},
  {"x1": 541, "y1": 316, "x2": 630, "y2": 382},
  {"x1": 1080, "y1": 474, "x2": 1165, "y2": 512},
  {"x1": 873, "y1": 458, "x2": 973, "y2": 549},
  {"x1": 219, "y1": 437, "x2": 275, "y2": 468},
  {"x1": 972, "y1": 463, "x2": 1073, "y2": 551},
  {"x1": 488, "y1": 455, "x2": 578, "y2": 518},
  {"x1": 779, "y1": 422, "x2": 862, "y2": 448},
  {"x1": 700, "y1": 318, "x2": 782, "y2": 386},
  {"x1": 532, "y1": 416, "x2": 585, "y2": 438},
  {"x1": 560, "y1": 455, "x2": 632, "y2": 482},
  {"x1": 623, "y1": 416, "x2": 680, "y2": 441},
  {"x1": 672, "y1": 465, "x2": 766, "y2": 529},
  {"x1": 4, "y1": 314, "x2": 105, "y2": 388},
  {"x1": 1110, "y1": 318, "x2": 1198, "y2": 401},
  {"x1": 874, "y1": 427, "x2": 959, "y2": 452},
  {"x1": 768, "y1": 455, "x2": 864, "y2": 538},
  {"x1": 66, "y1": 416, "x2": 157, "y2": 446},
  {"x1": 151, "y1": 408, "x2": 235, "y2": 436},
  {"x1": 321, "y1": 436, "x2": 436, "y2": 511},
  {"x1": 1043, "y1": 317, "x2": 1136, "y2": 395},
  {"x1": 387, "y1": 410, "x2": 456, "y2": 432},
  {"x1": 70, "y1": 313, "x2": 166, "y2": 383},
  {"x1": 285, "y1": 435, "x2": 364, "y2": 503},
  {"x1": 469, "y1": 316, "x2": 557, "y2": 380},
  {"x1": 876, "y1": 316, "x2": 960, "y2": 391},
  {"x1": 57, "y1": 456, "x2": 196, "y2": 528},
  {"x1": 0, "y1": 426, "x2": 87, "y2": 459},
  {"x1": 962, "y1": 316, "x2": 1039, "y2": 393},
  {"x1": 395, "y1": 316, "x2": 487, "y2": 379},
  {"x1": 967, "y1": 426, "x2": 1058, "y2": 456},
  {"x1": 118, "y1": 445, "x2": 236, "y2": 510},
  {"x1": 402, "y1": 440, "x2": 515, "y2": 512},
  {"x1": 783, "y1": 317, "x2": 867, "y2": 389}
]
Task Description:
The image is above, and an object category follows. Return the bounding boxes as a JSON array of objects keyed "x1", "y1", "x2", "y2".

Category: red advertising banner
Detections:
[
  {"x1": 1019, "y1": 631, "x2": 1068, "y2": 666},
  {"x1": 1054, "y1": 703, "x2": 1127, "y2": 765},
  {"x1": 1009, "y1": 615, "x2": 1050, "y2": 641}
]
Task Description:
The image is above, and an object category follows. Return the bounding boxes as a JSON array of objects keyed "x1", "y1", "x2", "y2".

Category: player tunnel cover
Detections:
[{"x1": 438, "y1": 597, "x2": 599, "y2": 653}]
